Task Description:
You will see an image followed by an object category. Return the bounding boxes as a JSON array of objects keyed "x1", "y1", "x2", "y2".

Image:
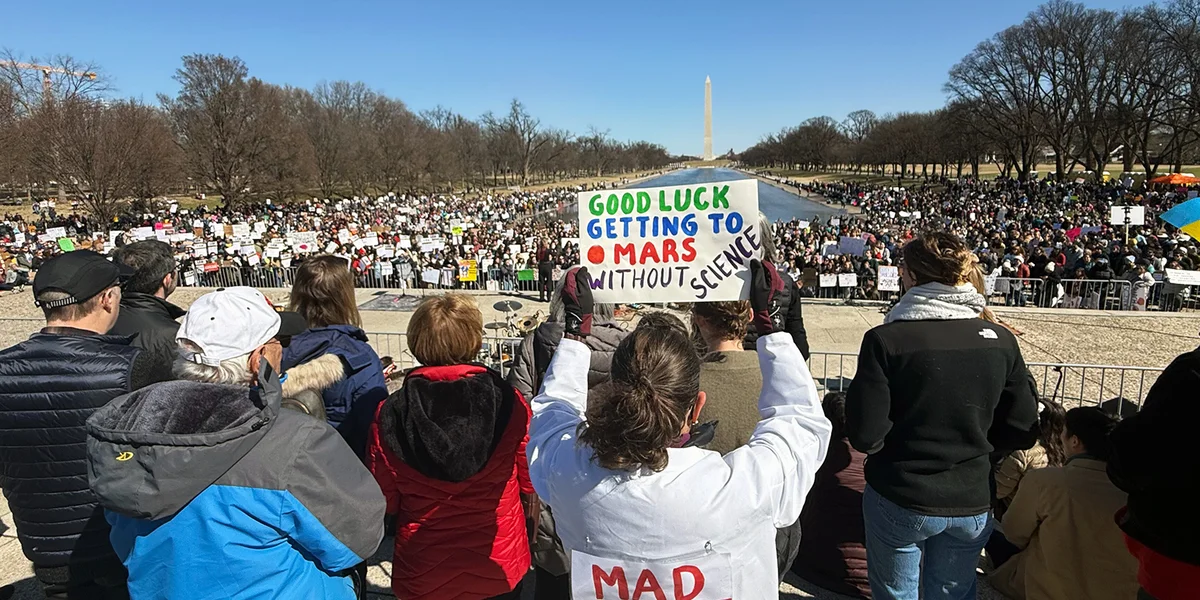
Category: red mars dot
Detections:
[{"x1": 587, "y1": 245, "x2": 605, "y2": 264}]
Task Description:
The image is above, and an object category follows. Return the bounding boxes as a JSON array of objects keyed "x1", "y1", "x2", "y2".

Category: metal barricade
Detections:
[
  {"x1": 805, "y1": 351, "x2": 1162, "y2": 408},
  {"x1": 988, "y1": 278, "x2": 1044, "y2": 308},
  {"x1": 366, "y1": 331, "x2": 525, "y2": 378}
]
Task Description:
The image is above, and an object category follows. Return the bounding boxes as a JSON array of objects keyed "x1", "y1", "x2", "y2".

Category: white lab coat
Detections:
[{"x1": 527, "y1": 333, "x2": 832, "y2": 599}]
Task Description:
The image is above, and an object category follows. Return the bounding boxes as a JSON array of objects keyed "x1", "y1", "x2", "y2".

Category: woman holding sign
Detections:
[
  {"x1": 743, "y1": 212, "x2": 810, "y2": 358},
  {"x1": 527, "y1": 262, "x2": 831, "y2": 600}
]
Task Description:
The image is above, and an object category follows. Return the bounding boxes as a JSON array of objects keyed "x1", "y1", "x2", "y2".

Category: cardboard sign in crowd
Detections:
[{"x1": 578, "y1": 179, "x2": 761, "y2": 304}]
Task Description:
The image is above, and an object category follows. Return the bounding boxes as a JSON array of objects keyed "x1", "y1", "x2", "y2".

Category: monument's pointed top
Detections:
[{"x1": 706, "y1": 75, "x2": 711, "y2": 82}]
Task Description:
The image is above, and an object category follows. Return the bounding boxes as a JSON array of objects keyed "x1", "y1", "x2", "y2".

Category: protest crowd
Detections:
[
  {"x1": 1, "y1": 196, "x2": 1198, "y2": 600},
  {"x1": 0, "y1": 187, "x2": 586, "y2": 297},
  {"x1": 759, "y1": 174, "x2": 1200, "y2": 311}
]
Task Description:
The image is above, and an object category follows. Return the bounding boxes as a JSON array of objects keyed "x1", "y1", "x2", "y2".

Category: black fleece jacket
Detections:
[{"x1": 846, "y1": 318, "x2": 1039, "y2": 516}]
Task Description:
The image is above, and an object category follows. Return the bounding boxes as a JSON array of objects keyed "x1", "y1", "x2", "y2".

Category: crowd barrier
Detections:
[
  {"x1": 364, "y1": 332, "x2": 1163, "y2": 408},
  {"x1": 178, "y1": 264, "x2": 553, "y2": 295},
  {"x1": 989, "y1": 277, "x2": 1199, "y2": 312}
]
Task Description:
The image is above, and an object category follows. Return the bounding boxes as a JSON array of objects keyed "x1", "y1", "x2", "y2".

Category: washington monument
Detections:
[{"x1": 703, "y1": 76, "x2": 714, "y2": 161}]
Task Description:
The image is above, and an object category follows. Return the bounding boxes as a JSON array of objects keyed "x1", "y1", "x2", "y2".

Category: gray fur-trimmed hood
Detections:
[{"x1": 86, "y1": 363, "x2": 281, "y2": 520}]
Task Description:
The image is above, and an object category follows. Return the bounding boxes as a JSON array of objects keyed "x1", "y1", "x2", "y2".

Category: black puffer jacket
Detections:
[
  {"x1": 109, "y1": 292, "x2": 185, "y2": 385},
  {"x1": 0, "y1": 328, "x2": 149, "y2": 577}
]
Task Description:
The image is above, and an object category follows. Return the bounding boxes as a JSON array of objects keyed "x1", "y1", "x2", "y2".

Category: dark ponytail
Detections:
[{"x1": 577, "y1": 327, "x2": 701, "y2": 472}]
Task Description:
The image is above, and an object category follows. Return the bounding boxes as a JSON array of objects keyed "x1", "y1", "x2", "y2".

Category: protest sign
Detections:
[
  {"x1": 379, "y1": 262, "x2": 394, "y2": 277},
  {"x1": 571, "y1": 549, "x2": 731, "y2": 600},
  {"x1": 518, "y1": 269, "x2": 535, "y2": 282},
  {"x1": 878, "y1": 266, "x2": 901, "y2": 291},
  {"x1": 421, "y1": 269, "x2": 441, "y2": 285},
  {"x1": 1110, "y1": 206, "x2": 1146, "y2": 226},
  {"x1": 46, "y1": 226, "x2": 67, "y2": 239},
  {"x1": 838, "y1": 273, "x2": 858, "y2": 288},
  {"x1": 578, "y1": 180, "x2": 760, "y2": 303},
  {"x1": 338, "y1": 229, "x2": 352, "y2": 244},
  {"x1": 232, "y1": 224, "x2": 251, "y2": 238},
  {"x1": 838, "y1": 236, "x2": 866, "y2": 256},
  {"x1": 819, "y1": 274, "x2": 837, "y2": 288},
  {"x1": 1166, "y1": 268, "x2": 1200, "y2": 286},
  {"x1": 457, "y1": 259, "x2": 478, "y2": 282},
  {"x1": 288, "y1": 232, "x2": 318, "y2": 253},
  {"x1": 57, "y1": 238, "x2": 75, "y2": 253}
]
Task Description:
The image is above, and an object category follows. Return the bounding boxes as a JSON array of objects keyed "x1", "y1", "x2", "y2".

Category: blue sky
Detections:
[{"x1": 2, "y1": 0, "x2": 1134, "y2": 155}]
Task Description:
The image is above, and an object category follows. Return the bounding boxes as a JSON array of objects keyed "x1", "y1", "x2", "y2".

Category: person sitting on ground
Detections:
[
  {"x1": 744, "y1": 212, "x2": 810, "y2": 358},
  {"x1": 994, "y1": 399, "x2": 1067, "y2": 515},
  {"x1": 693, "y1": 299, "x2": 801, "y2": 580},
  {"x1": 282, "y1": 255, "x2": 389, "y2": 458},
  {"x1": 528, "y1": 263, "x2": 832, "y2": 598},
  {"x1": 988, "y1": 407, "x2": 1139, "y2": 600},
  {"x1": 368, "y1": 294, "x2": 536, "y2": 600},
  {"x1": 793, "y1": 392, "x2": 871, "y2": 599},
  {"x1": 0, "y1": 250, "x2": 150, "y2": 600},
  {"x1": 87, "y1": 287, "x2": 385, "y2": 600},
  {"x1": 1108, "y1": 346, "x2": 1200, "y2": 600},
  {"x1": 110, "y1": 240, "x2": 186, "y2": 385}
]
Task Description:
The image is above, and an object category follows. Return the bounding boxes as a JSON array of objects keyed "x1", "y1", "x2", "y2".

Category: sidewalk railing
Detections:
[{"x1": 177, "y1": 264, "x2": 552, "y2": 294}]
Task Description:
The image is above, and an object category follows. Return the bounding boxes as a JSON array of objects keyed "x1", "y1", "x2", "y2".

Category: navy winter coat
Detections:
[{"x1": 282, "y1": 325, "x2": 388, "y2": 457}]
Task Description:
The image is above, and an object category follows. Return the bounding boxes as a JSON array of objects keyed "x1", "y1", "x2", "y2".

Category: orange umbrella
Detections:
[{"x1": 1149, "y1": 173, "x2": 1199, "y2": 185}]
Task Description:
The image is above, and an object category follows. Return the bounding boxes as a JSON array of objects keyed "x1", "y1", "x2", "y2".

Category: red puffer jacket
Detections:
[{"x1": 367, "y1": 364, "x2": 533, "y2": 600}]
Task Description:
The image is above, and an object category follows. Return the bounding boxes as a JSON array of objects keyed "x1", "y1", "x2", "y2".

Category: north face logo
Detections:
[{"x1": 978, "y1": 329, "x2": 998, "y2": 340}]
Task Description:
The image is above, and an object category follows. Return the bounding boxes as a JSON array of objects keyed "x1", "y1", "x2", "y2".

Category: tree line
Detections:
[
  {"x1": 0, "y1": 52, "x2": 673, "y2": 220},
  {"x1": 740, "y1": 0, "x2": 1200, "y2": 181}
]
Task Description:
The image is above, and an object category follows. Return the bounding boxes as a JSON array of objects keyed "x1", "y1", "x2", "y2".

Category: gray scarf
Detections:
[{"x1": 885, "y1": 282, "x2": 987, "y2": 323}]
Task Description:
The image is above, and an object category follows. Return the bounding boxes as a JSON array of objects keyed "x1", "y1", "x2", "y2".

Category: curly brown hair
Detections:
[
  {"x1": 577, "y1": 326, "x2": 701, "y2": 472},
  {"x1": 691, "y1": 300, "x2": 752, "y2": 343}
]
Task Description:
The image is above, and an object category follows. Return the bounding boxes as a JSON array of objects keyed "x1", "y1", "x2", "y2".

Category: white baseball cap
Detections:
[{"x1": 176, "y1": 287, "x2": 307, "y2": 366}]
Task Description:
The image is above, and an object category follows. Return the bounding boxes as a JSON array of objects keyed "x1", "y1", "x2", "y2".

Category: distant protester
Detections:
[
  {"x1": 283, "y1": 255, "x2": 389, "y2": 458},
  {"x1": 369, "y1": 294, "x2": 536, "y2": 600},
  {"x1": 989, "y1": 407, "x2": 1138, "y2": 600},
  {"x1": 528, "y1": 264, "x2": 832, "y2": 598},
  {"x1": 744, "y1": 212, "x2": 810, "y2": 358},
  {"x1": 110, "y1": 240, "x2": 185, "y2": 385},
  {"x1": 87, "y1": 287, "x2": 385, "y2": 600},
  {"x1": 847, "y1": 231, "x2": 1040, "y2": 600}
]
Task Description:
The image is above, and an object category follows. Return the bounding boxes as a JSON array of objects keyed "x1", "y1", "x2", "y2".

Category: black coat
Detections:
[
  {"x1": 744, "y1": 272, "x2": 810, "y2": 359},
  {"x1": 0, "y1": 328, "x2": 149, "y2": 577},
  {"x1": 1108, "y1": 346, "x2": 1200, "y2": 566},
  {"x1": 109, "y1": 292, "x2": 185, "y2": 385}
]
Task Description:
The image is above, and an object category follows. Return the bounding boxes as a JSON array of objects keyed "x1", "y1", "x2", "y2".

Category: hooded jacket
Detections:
[
  {"x1": 368, "y1": 364, "x2": 534, "y2": 600},
  {"x1": 282, "y1": 325, "x2": 388, "y2": 458},
  {"x1": 86, "y1": 365, "x2": 386, "y2": 600},
  {"x1": 109, "y1": 292, "x2": 186, "y2": 386}
]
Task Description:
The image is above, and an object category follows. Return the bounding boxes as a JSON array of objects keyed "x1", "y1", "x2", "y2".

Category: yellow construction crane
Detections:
[{"x1": 0, "y1": 60, "x2": 97, "y2": 99}]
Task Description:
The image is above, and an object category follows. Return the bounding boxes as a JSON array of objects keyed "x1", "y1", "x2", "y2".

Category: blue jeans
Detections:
[{"x1": 862, "y1": 484, "x2": 993, "y2": 600}]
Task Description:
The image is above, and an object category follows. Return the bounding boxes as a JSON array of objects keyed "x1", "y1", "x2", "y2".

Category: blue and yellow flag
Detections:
[{"x1": 1160, "y1": 197, "x2": 1200, "y2": 240}]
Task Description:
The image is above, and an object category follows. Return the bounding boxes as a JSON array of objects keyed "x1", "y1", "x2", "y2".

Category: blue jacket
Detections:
[
  {"x1": 85, "y1": 366, "x2": 386, "y2": 600},
  {"x1": 282, "y1": 325, "x2": 388, "y2": 458}
]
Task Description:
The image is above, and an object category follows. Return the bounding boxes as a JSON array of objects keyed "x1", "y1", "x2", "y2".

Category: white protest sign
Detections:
[
  {"x1": 1110, "y1": 205, "x2": 1146, "y2": 226},
  {"x1": 46, "y1": 226, "x2": 67, "y2": 239},
  {"x1": 819, "y1": 274, "x2": 837, "y2": 288},
  {"x1": 878, "y1": 266, "x2": 901, "y2": 291},
  {"x1": 379, "y1": 262, "x2": 394, "y2": 277},
  {"x1": 288, "y1": 232, "x2": 319, "y2": 253},
  {"x1": 838, "y1": 273, "x2": 859, "y2": 288},
  {"x1": 232, "y1": 224, "x2": 251, "y2": 238},
  {"x1": 571, "y1": 549, "x2": 731, "y2": 600},
  {"x1": 1165, "y1": 268, "x2": 1200, "y2": 286},
  {"x1": 579, "y1": 179, "x2": 761, "y2": 303},
  {"x1": 421, "y1": 269, "x2": 441, "y2": 285}
]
